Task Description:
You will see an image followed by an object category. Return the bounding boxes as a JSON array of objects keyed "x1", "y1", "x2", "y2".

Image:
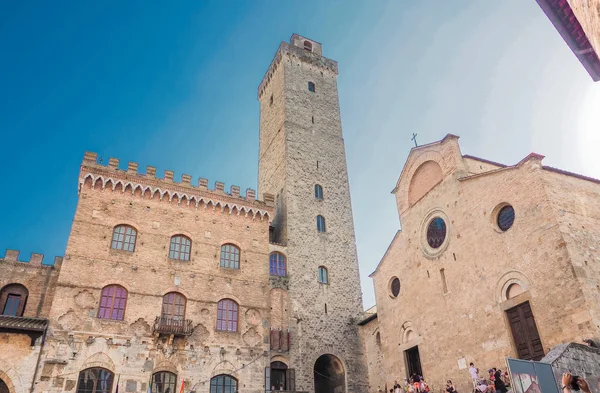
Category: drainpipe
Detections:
[{"x1": 30, "y1": 326, "x2": 48, "y2": 393}]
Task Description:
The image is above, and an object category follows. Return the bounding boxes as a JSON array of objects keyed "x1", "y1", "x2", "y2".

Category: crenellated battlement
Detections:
[
  {"x1": 257, "y1": 38, "x2": 338, "y2": 99},
  {"x1": 80, "y1": 152, "x2": 274, "y2": 219},
  {"x1": 1, "y1": 249, "x2": 63, "y2": 268}
]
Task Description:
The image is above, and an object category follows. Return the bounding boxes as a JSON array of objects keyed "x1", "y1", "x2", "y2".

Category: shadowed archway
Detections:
[
  {"x1": 0, "y1": 379, "x2": 9, "y2": 393},
  {"x1": 314, "y1": 354, "x2": 345, "y2": 393}
]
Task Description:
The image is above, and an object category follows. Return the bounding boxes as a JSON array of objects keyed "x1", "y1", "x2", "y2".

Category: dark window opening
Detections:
[
  {"x1": 314, "y1": 354, "x2": 345, "y2": 393},
  {"x1": 269, "y1": 94, "x2": 274, "y2": 106},
  {"x1": 304, "y1": 40, "x2": 313, "y2": 51},
  {"x1": 426, "y1": 217, "x2": 446, "y2": 248},
  {"x1": 440, "y1": 268, "x2": 448, "y2": 294},
  {"x1": 317, "y1": 215, "x2": 326, "y2": 232},
  {"x1": 0, "y1": 284, "x2": 28, "y2": 317},
  {"x1": 497, "y1": 205, "x2": 515, "y2": 231},
  {"x1": 76, "y1": 368, "x2": 114, "y2": 393},
  {"x1": 308, "y1": 82, "x2": 316, "y2": 93},
  {"x1": 311, "y1": 116, "x2": 315, "y2": 124},
  {"x1": 210, "y1": 375, "x2": 237, "y2": 393},
  {"x1": 315, "y1": 184, "x2": 323, "y2": 200},
  {"x1": 391, "y1": 277, "x2": 401, "y2": 297},
  {"x1": 152, "y1": 372, "x2": 177, "y2": 393}
]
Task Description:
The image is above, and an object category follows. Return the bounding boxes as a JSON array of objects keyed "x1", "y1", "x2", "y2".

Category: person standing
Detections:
[{"x1": 493, "y1": 369, "x2": 507, "y2": 393}]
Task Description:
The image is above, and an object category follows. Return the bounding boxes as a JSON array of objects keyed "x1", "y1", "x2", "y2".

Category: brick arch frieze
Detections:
[{"x1": 79, "y1": 173, "x2": 271, "y2": 219}]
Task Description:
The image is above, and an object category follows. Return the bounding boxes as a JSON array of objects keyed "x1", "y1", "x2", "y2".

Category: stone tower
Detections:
[{"x1": 258, "y1": 34, "x2": 368, "y2": 393}]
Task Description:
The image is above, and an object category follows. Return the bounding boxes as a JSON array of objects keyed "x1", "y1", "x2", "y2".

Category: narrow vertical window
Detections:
[
  {"x1": 220, "y1": 244, "x2": 240, "y2": 269},
  {"x1": 216, "y1": 299, "x2": 238, "y2": 332},
  {"x1": 269, "y1": 252, "x2": 287, "y2": 276},
  {"x1": 270, "y1": 94, "x2": 274, "y2": 106},
  {"x1": 311, "y1": 116, "x2": 315, "y2": 124},
  {"x1": 318, "y1": 266, "x2": 328, "y2": 284},
  {"x1": 111, "y1": 225, "x2": 137, "y2": 252},
  {"x1": 316, "y1": 215, "x2": 326, "y2": 232},
  {"x1": 440, "y1": 268, "x2": 448, "y2": 294},
  {"x1": 169, "y1": 235, "x2": 191, "y2": 261},
  {"x1": 314, "y1": 184, "x2": 323, "y2": 200},
  {"x1": 308, "y1": 82, "x2": 316, "y2": 93},
  {"x1": 98, "y1": 285, "x2": 127, "y2": 321}
]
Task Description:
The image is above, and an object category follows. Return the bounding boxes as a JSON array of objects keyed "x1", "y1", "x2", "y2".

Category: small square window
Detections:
[{"x1": 308, "y1": 82, "x2": 316, "y2": 93}]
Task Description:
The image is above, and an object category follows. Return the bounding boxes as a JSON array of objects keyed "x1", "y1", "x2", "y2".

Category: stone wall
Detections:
[
  {"x1": 35, "y1": 159, "x2": 275, "y2": 393},
  {"x1": 258, "y1": 35, "x2": 368, "y2": 392},
  {"x1": 359, "y1": 314, "x2": 385, "y2": 393},
  {"x1": 543, "y1": 343, "x2": 600, "y2": 393},
  {"x1": 0, "y1": 250, "x2": 62, "y2": 393},
  {"x1": 370, "y1": 136, "x2": 600, "y2": 393}
]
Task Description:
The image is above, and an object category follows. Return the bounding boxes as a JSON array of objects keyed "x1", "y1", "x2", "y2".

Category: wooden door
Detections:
[{"x1": 507, "y1": 301, "x2": 545, "y2": 360}]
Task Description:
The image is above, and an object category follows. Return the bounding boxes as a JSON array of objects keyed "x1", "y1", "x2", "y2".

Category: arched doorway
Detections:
[
  {"x1": 314, "y1": 354, "x2": 345, "y2": 393},
  {"x1": 0, "y1": 378, "x2": 10, "y2": 393}
]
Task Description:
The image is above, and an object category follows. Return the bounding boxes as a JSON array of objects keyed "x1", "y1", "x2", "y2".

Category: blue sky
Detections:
[{"x1": 1, "y1": 1, "x2": 599, "y2": 307}]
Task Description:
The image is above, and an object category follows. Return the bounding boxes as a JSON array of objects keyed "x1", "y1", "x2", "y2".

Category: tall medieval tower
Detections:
[{"x1": 258, "y1": 34, "x2": 368, "y2": 393}]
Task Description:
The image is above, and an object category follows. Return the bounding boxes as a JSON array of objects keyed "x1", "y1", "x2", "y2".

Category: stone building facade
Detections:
[
  {"x1": 0, "y1": 34, "x2": 368, "y2": 393},
  {"x1": 368, "y1": 134, "x2": 600, "y2": 393},
  {"x1": 0, "y1": 250, "x2": 62, "y2": 393},
  {"x1": 258, "y1": 34, "x2": 368, "y2": 393},
  {"x1": 535, "y1": 0, "x2": 600, "y2": 81}
]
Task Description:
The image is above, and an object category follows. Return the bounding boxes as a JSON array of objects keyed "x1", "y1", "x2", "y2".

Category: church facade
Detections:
[
  {"x1": 0, "y1": 35, "x2": 368, "y2": 393},
  {"x1": 366, "y1": 134, "x2": 600, "y2": 393}
]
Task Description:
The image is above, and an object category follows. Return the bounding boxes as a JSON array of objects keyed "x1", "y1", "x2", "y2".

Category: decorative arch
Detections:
[
  {"x1": 408, "y1": 160, "x2": 443, "y2": 206},
  {"x1": 211, "y1": 361, "x2": 237, "y2": 378},
  {"x1": 400, "y1": 321, "x2": 419, "y2": 344},
  {"x1": 0, "y1": 364, "x2": 22, "y2": 393},
  {"x1": 81, "y1": 352, "x2": 116, "y2": 372},
  {"x1": 153, "y1": 360, "x2": 179, "y2": 375},
  {"x1": 270, "y1": 355, "x2": 289, "y2": 366},
  {"x1": 495, "y1": 270, "x2": 532, "y2": 303}
]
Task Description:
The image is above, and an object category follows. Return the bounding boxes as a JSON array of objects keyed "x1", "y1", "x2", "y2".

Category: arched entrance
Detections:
[
  {"x1": 314, "y1": 354, "x2": 345, "y2": 393},
  {"x1": 0, "y1": 379, "x2": 10, "y2": 393}
]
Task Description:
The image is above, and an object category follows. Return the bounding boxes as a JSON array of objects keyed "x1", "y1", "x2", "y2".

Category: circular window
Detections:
[
  {"x1": 497, "y1": 205, "x2": 515, "y2": 231},
  {"x1": 390, "y1": 277, "x2": 401, "y2": 298},
  {"x1": 426, "y1": 217, "x2": 447, "y2": 248}
]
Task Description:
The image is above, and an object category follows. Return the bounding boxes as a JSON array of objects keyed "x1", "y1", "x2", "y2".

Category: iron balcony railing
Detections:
[{"x1": 153, "y1": 316, "x2": 194, "y2": 336}]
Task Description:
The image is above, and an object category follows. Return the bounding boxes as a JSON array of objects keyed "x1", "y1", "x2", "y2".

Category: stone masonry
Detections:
[
  {"x1": 0, "y1": 250, "x2": 62, "y2": 393},
  {"x1": 258, "y1": 34, "x2": 369, "y2": 392},
  {"x1": 367, "y1": 135, "x2": 600, "y2": 393}
]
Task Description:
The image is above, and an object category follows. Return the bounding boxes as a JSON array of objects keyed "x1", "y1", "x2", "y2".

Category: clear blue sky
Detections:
[{"x1": 1, "y1": 1, "x2": 599, "y2": 307}]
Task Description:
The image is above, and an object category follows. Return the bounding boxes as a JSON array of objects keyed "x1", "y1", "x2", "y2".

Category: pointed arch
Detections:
[
  {"x1": 104, "y1": 179, "x2": 114, "y2": 191},
  {"x1": 113, "y1": 181, "x2": 123, "y2": 193}
]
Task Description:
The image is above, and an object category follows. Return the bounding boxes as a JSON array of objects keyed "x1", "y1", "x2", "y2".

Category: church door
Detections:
[
  {"x1": 506, "y1": 301, "x2": 545, "y2": 361},
  {"x1": 404, "y1": 346, "x2": 423, "y2": 378}
]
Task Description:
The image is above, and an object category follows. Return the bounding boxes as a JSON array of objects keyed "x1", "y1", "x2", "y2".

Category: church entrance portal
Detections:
[
  {"x1": 506, "y1": 301, "x2": 545, "y2": 360},
  {"x1": 0, "y1": 378, "x2": 10, "y2": 393},
  {"x1": 404, "y1": 346, "x2": 423, "y2": 378},
  {"x1": 314, "y1": 354, "x2": 345, "y2": 393}
]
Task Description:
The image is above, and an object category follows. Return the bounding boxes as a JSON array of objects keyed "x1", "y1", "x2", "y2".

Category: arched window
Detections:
[
  {"x1": 318, "y1": 266, "x2": 328, "y2": 284},
  {"x1": 98, "y1": 285, "x2": 127, "y2": 320},
  {"x1": 270, "y1": 252, "x2": 287, "y2": 276},
  {"x1": 161, "y1": 292, "x2": 186, "y2": 321},
  {"x1": 303, "y1": 40, "x2": 313, "y2": 51},
  {"x1": 315, "y1": 184, "x2": 323, "y2": 200},
  {"x1": 152, "y1": 371, "x2": 177, "y2": 393},
  {"x1": 216, "y1": 299, "x2": 238, "y2": 332},
  {"x1": 0, "y1": 283, "x2": 28, "y2": 316},
  {"x1": 270, "y1": 361, "x2": 288, "y2": 391},
  {"x1": 111, "y1": 225, "x2": 137, "y2": 252},
  {"x1": 317, "y1": 215, "x2": 326, "y2": 232},
  {"x1": 169, "y1": 235, "x2": 191, "y2": 261},
  {"x1": 76, "y1": 368, "x2": 114, "y2": 393},
  {"x1": 308, "y1": 81, "x2": 316, "y2": 93},
  {"x1": 220, "y1": 244, "x2": 240, "y2": 269},
  {"x1": 210, "y1": 375, "x2": 237, "y2": 393}
]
